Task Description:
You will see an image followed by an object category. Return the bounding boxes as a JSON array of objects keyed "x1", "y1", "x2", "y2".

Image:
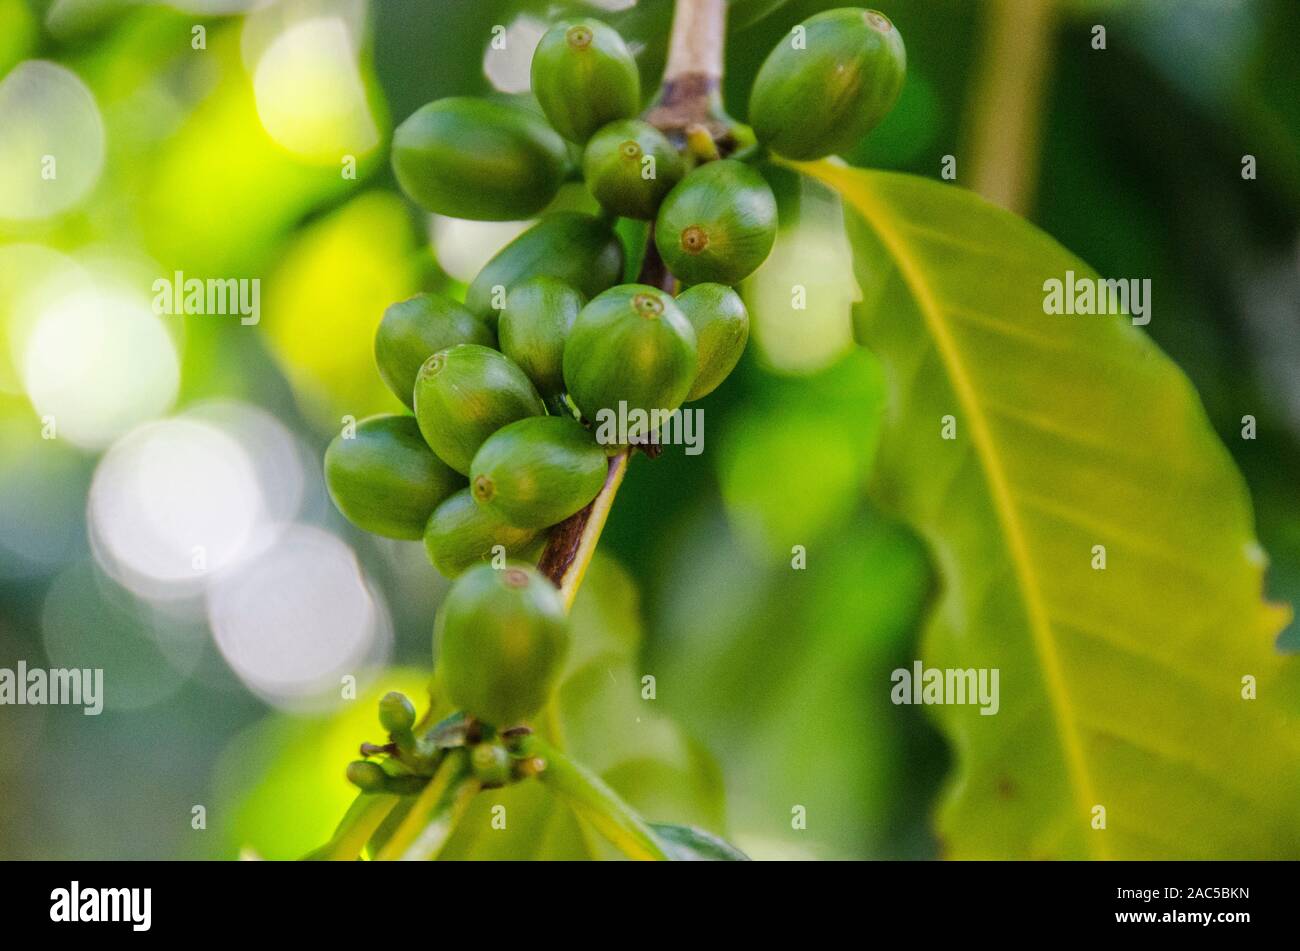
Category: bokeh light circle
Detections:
[
  {"x1": 251, "y1": 16, "x2": 379, "y2": 162},
  {"x1": 0, "y1": 60, "x2": 105, "y2": 220},
  {"x1": 184, "y1": 399, "x2": 306, "y2": 530},
  {"x1": 89, "y1": 417, "x2": 266, "y2": 600},
  {"x1": 207, "y1": 523, "x2": 389, "y2": 708},
  {"x1": 22, "y1": 284, "x2": 180, "y2": 449},
  {"x1": 483, "y1": 16, "x2": 546, "y2": 94},
  {"x1": 430, "y1": 215, "x2": 531, "y2": 284},
  {"x1": 0, "y1": 244, "x2": 89, "y2": 396}
]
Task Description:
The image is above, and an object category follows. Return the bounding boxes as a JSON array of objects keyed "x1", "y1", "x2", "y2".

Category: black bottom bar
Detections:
[{"x1": 5, "y1": 859, "x2": 1284, "y2": 937}]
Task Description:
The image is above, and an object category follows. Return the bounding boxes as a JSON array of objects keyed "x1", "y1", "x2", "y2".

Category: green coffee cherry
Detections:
[
  {"x1": 325, "y1": 415, "x2": 463, "y2": 540},
  {"x1": 470, "y1": 416, "x2": 608, "y2": 530},
  {"x1": 749, "y1": 8, "x2": 906, "y2": 160},
  {"x1": 423, "y1": 488, "x2": 538, "y2": 578},
  {"x1": 391, "y1": 97, "x2": 568, "y2": 220},
  {"x1": 413, "y1": 344, "x2": 546, "y2": 475},
  {"x1": 563, "y1": 285, "x2": 697, "y2": 442},
  {"x1": 435, "y1": 563, "x2": 569, "y2": 726},
  {"x1": 375, "y1": 294, "x2": 495, "y2": 410},
  {"x1": 465, "y1": 213, "x2": 624, "y2": 327},
  {"x1": 378, "y1": 691, "x2": 417, "y2": 734},
  {"x1": 498, "y1": 277, "x2": 585, "y2": 397},
  {"x1": 582, "y1": 119, "x2": 685, "y2": 220},
  {"x1": 347, "y1": 760, "x2": 388, "y2": 793},
  {"x1": 531, "y1": 19, "x2": 641, "y2": 144},
  {"x1": 675, "y1": 283, "x2": 750, "y2": 400},
  {"x1": 470, "y1": 742, "x2": 512, "y2": 787},
  {"x1": 655, "y1": 160, "x2": 777, "y2": 286}
]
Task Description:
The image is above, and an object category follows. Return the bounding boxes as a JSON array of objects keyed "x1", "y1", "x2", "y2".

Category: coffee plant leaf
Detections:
[
  {"x1": 557, "y1": 555, "x2": 727, "y2": 831},
  {"x1": 561, "y1": 659, "x2": 727, "y2": 831},
  {"x1": 650, "y1": 822, "x2": 750, "y2": 860},
  {"x1": 438, "y1": 776, "x2": 596, "y2": 860},
  {"x1": 798, "y1": 160, "x2": 1300, "y2": 859}
]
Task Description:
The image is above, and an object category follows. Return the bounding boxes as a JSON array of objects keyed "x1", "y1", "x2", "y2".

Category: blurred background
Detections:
[{"x1": 0, "y1": 0, "x2": 1295, "y2": 860}]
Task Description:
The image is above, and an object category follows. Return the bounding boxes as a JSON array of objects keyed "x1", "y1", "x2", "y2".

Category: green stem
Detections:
[
  {"x1": 303, "y1": 792, "x2": 399, "y2": 861},
  {"x1": 375, "y1": 750, "x2": 479, "y2": 861},
  {"x1": 521, "y1": 735, "x2": 670, "y2": 861}
]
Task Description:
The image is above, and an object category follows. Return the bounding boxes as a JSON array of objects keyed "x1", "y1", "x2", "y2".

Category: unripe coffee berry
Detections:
[
  {"x1": 413, "y1": 344, "x2": 546, "y2": 475},
  {"x1": 392, "y1": 97, "x2": 568, "y2": 220},
  {"x1": 435, "y1": 563, "x2": 570, "y2": 727},
  {"x1": 582, "y1": 119, "x2": 685, "y2": 219},
  {"x1": 499, "y1": 277, "x2": 585, "y2": 397},
  {"x1": 655, "y1": 160, "x2": 778, "y2": 286},
  {"x1": 749, "y1": 8, "x2": 907, "y2": 160},
  {"x1": 465, "y1": 213, "x2": 624, "y2": 328},
  {"x1": 470, "y1": 416, "x2": 609, "y2": 530},
  {"x1": 424, "y1": 488, "x2": 538, "y2": 579},
  {"x1": 563, "y1": 285, "x2": 697, "y2": 443},
  {"x1": 675, "y1": 283, "x2": 750, "y2": 401},
  {"x1": 375, "y1": 293, "x2": 495, "y2": 410},
  {"x1": 325, "y1": 414, "x2": 463, "y2": 540},
  {"x1": 531, "y1": 20, "x2": 641, "y2": 144}
]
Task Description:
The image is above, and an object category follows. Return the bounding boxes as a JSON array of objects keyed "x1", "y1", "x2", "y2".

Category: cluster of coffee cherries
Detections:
[{"x1": 326, "y1": 9, "x2": 906, "y2": 745}]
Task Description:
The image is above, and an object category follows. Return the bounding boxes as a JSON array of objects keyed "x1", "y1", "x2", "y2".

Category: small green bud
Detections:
[
  {"x1": 346, "y1": 760, "x2": 388, "y2": 793},
  {"x1": 470, "y1": 743, "x2": 512, "y2": 788},
  {"x1": 378, "y1": 691, "x2": 416, "y2": 734}
]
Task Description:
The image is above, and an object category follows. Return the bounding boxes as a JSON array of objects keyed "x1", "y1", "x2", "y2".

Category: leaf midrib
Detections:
[{"x1": 797, "y1": 160, "x2": 1106, "y2": 859}]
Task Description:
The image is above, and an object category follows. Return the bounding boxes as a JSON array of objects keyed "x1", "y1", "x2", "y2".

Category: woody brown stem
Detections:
[
  {"x1": 662, "y1": 0, "x2": 725, "y2": 83},
  {"x1": 537, "y1": 451, "x2": 631, "y2": 609},
  {"x1": 644, "y1": 0, "x2": 730, "y2": 145}
]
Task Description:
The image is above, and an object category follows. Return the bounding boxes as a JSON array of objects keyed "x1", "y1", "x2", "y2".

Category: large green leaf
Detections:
[{"x1": 796, "y1": 160, "x2": 1299, "y2": 859}]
